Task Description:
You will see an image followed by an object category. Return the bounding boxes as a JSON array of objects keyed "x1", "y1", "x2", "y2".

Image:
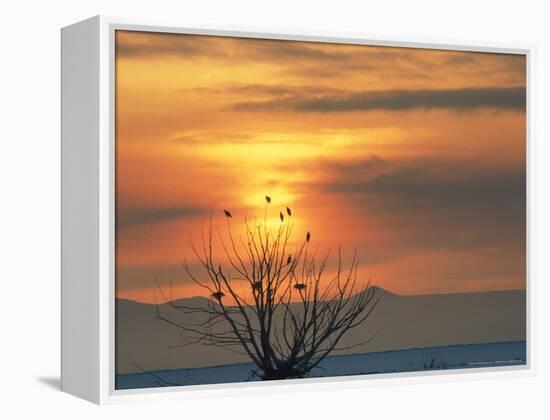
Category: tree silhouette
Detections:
[{"x1": 155, "y1": 200, "x2": 379, "y2": 380}]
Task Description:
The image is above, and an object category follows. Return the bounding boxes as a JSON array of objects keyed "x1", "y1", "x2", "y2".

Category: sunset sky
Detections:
[{"x1": 115, "y1": 30, "x2": 526, "y2": 303}]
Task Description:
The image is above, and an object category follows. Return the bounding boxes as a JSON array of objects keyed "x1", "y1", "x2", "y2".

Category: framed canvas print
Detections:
[{"x1": 61, "y1": 16, "x2": 534, "y2": 404}]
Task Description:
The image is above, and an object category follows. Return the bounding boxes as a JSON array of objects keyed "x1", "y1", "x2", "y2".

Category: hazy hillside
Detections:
[{"x1": 116, "y1": 288, "x2": 526, "y2": 374}]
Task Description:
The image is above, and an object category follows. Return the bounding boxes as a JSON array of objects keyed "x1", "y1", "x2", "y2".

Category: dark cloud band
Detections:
[
  {"x1": 232, "y1": 86, "x2": 526, "y2": 112},
  {"x1": 117, "y1": 206, "x2": 207, "y2": 228}
]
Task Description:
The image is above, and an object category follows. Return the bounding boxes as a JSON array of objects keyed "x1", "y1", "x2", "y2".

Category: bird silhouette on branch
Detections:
[{"x1": 155, "y1": 197, "x2": 379, "y2": 380}]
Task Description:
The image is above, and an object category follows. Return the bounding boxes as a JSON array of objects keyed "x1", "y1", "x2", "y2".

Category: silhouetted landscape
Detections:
[
  {"x1": 114, "y1": 30, "x2": 526, "y2": 389},
  {"x1": 116, "y1": 288, "x2": 526, "y2": 381}
]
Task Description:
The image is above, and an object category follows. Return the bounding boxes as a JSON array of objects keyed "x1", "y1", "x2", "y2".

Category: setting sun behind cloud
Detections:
[{"x1": 115, "y1": 30, "x2": 525, "y2": 303}]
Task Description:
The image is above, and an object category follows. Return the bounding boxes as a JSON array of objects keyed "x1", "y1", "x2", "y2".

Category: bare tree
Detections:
[{"x1": 156, "y1": 200, "x2": 379, "y2": 380}]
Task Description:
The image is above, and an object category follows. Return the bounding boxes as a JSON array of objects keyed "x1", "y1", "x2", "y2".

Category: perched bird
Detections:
[
  {"x1": 223, "y1": 209, "x2": 232, "y2": 218},
  {"x1": 265, "y1": 195, "x2": 271, "y2": 204},
  {"x1": 280, "y1": 211, "x2": 284, "y2": 222},
  {"x1": 211, "y1": 291, "x2": 225, "y2": 300},
  {"x1": 306, "y1": 231, "x2": 311, "y2": 242},
  {"x1": 294, "y1": 283, "x2": 306, "y2": 291},
  {"x1": 287, "y1": 254, "x2": 292, "y2": 265},
  {"x1": 286, "y1": 207, "x2": 292, "y2": 216}
]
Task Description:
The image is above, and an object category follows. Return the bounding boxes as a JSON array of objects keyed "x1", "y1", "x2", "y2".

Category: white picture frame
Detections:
[{"x1": 61, "y1": 15, "x2": 536, "y2": 404}]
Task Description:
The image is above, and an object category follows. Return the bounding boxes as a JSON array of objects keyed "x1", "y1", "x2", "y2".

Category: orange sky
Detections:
[{"x1": 115, "y1": 30, "x2": 526, "y2": 303}]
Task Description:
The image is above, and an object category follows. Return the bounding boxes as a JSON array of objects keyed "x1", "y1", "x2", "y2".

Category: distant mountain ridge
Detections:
[{"x1": 116, "y1": 288, "x2": 526, "y2": 374}]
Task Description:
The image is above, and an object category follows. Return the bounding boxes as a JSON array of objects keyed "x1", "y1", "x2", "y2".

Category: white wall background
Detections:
[{"x1": 0, "y1": 0, "x2": 548, "y2": 418}]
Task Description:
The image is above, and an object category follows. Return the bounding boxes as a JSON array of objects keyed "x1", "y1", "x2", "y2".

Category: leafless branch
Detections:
[{"x1": 155, "y1": 204, "x2": 378, "y2": 380}]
